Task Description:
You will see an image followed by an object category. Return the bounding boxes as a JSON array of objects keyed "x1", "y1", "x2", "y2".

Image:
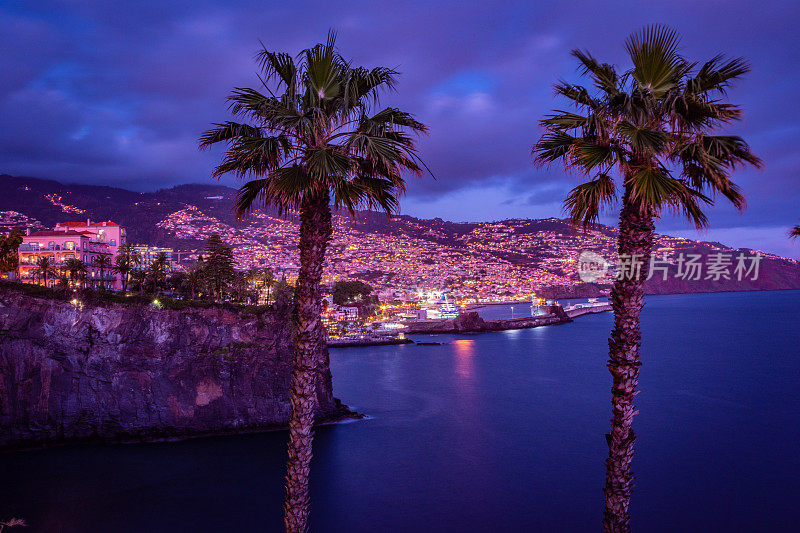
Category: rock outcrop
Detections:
[{"x1": 0, "y1": 287, "x2": 349, "y2": 449}]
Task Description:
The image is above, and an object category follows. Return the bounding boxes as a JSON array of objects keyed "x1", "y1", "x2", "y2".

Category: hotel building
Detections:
[
  {"x1": 55, "y1": 220, "x2": 126, "y2": 257},
  {"x1": 131, "y1": 245, "x2": 177, "y2": 271},
  {"x1": 18, "y1": 220, "x2": 126, "y2": 289}
]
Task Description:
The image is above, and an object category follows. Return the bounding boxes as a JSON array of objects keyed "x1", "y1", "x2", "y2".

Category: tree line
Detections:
[{"x1": 0, "y1": 231, "x2": 291, "y2": 306}]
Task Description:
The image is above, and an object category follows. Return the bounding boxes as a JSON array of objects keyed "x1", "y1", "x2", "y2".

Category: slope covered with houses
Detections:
[{"x1": 2, "y1": 174, "x2": 799, "y2": 300}]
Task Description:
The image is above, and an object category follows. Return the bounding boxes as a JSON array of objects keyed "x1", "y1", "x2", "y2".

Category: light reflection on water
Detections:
[{"x1": 0, "y1": 291, "x2": 798, "y2": 532}]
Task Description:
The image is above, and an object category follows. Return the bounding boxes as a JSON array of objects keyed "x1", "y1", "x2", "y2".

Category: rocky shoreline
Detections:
[{"x1": 0, "y1": 285, "x2": 353, "y2": 450}]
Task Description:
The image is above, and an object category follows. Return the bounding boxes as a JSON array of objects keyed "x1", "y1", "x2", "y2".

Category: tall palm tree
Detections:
[
  {"x1": 790, "y1": 222, "x2": 800, "y2": 239},
  {"x1": 94, "y1": 255, "x2": 113, "y2": 290},
  {"x1": 200, "y1": 32, "x2": 428, "y2": 532},
  {"x1": 35, "y1": 256, "x2": 55, "y2": 287},
  {"x1": 533, "y1": 25, "x2": 761, "y2": 532}
]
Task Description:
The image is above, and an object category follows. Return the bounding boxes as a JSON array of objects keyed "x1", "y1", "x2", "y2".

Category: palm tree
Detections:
[
  {"x1": 186, "y1": 262, "x2": 205, "y2": 300},
  {"x1": 200, "y1": 32, "x2": 429, "y2": 532},
  {"x1": 533, "y1": 25, "x2": 761, "y2": 532},
  {"x1": 35, "y1": 255, "x2": 55, "y2": 287},
  {"x1": 132, "y1": 269, "x2": 147, "y2": 296},
  {"x1": 94, "y1": 255, "x2": 113, "y2": 290},
  {"x1": 115, "y1": 244, "x2": 140, "y2": 293},
  {"x1": 76, "y1": 261, "x2": 88, "y2": 290},
  {"x1": 262, "y1": 267, "x2": 275, "y2": 304},
  {"x1": 148, "y1": 252, "x2": 169, "y2": 294},
  {"x1": 790, "y1": 222, "x2": 800, "y2": 239},
  {"x1": 63, "y1": 258, "x2": 86, "y2": 289}
]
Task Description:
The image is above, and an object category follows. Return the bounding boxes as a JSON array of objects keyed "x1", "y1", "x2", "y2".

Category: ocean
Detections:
[{"x1": 2, "y1": 290, "x2": 799, "y2": 531}]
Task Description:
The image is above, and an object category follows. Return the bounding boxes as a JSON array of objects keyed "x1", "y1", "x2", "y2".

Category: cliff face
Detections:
[{"x1": 0, "y1": 288, "x2": 345, "y2": 449}]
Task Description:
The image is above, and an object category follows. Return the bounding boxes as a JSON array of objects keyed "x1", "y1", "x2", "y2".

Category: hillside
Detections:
[{"x1": 2, "y1": 173, "x2": 799, "y2": 299}]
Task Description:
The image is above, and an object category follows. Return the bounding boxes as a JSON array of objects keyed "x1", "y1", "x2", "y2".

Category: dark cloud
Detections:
[{"x1": 1, "y1": 0, "x2": 799, "y2": 257}]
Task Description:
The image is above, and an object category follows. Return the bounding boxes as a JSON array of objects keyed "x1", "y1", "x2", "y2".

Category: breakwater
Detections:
[
  {"x1": 328, "y1": 337, "x2": 413, "y2": 348},
  {"x1": 401, "y1": 303, "x2": 611, "y2": 335}
]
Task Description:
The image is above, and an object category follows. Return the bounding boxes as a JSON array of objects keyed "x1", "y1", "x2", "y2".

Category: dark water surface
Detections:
[{"x1": 2, "y1": 291, "x2": 799, "y2": 532}]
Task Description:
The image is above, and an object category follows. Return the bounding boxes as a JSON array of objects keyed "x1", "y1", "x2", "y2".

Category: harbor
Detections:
[{"x1": 327, "y1": 298, "x2": 611, "y2": 346}]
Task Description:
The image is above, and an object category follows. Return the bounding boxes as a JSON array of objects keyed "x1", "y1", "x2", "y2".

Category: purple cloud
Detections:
[{"x1": 1, "y1": 0, "x2": 799, "y2": 258}]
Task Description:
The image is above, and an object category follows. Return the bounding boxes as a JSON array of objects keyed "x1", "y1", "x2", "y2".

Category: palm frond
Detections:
[
  {"x1": 615, "y1": 121, "x2": 668, "y2": 153},
  {"x1": 628, "y1": 167, "x2": 712, "y2": 227},
  {"x1": 669, "y1": 184, "x2": 712, "y2": 229},
  {"x1": 685, "y1": 54, "x2": 750, "y2": 96},
  {"x1": 572, "y1": 49, "x2": 619, "y2": 96},
  {"x1": 672, "y1": 96, "x2": 743, "y2": 128},
  {"x1": 625, "y1": 24, "x2": 688, "y2": 96},
  {"x1": 700, "y1": 135, "x2": 763, "y2": 168},
  {"x1": 235, "y1": 178, "x2": 269, "y2": 219},
  {"x1": 540, "y1": 110, "x2": 589, "y2": 130},
  {"x1": 358, "y1": 107, "x2": 428, "y2": 135},
  {"x1": 198, "y1": 122, "x2": 261, "y2": 149},
  {"x1": 532, "y1": 131, "x2": 577, "y2": 165},
  {"x1": 563, "y1": 174, "x2": 616, "y2": 227},
  {"x1": 330, "y1": 175, "x2": 401, "y2": 217},
  {"x1": 304, "y1": 145, "x2": 351, "y2": 178},
  {"x1": 347, "y1": 67, "x2": 399, "y2": 107},
  {"x1": 553, "y1": 81, "x2": 600, "y2": 109},
  {"x1": 227, "y1": 87, "x2": 272, "y2": 117},
  {"x1": 255, "y1": 49, "x2": 297, "y2": 89},
  {"x1": 569, "y1": 140, "x2": 617, "y2": 173},
  {"x1": 211, "y1": 135, "x2": 291, "y2": 178}
]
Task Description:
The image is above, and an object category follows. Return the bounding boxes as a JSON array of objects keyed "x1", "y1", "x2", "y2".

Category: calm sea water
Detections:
[{"x1": 2, "y1": 291, "x2": 799, "y2": 532}]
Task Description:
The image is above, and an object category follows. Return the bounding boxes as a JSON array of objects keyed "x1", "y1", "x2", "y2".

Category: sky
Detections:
[{"x1": 1, "y1": 0, "x2": 799, "y2": 258}]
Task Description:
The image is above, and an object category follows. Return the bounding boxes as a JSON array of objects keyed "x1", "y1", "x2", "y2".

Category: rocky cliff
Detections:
[{"x1": 0, "y1": 286, "x2": 349, "y2": 449}]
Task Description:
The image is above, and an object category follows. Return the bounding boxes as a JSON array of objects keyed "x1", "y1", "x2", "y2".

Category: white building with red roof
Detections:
[{"x1": 55, "y1": 219, "x2": 126, "y2": 258}]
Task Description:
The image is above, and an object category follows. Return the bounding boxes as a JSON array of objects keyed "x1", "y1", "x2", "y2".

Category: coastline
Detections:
[
  {"x1": 401, "y1": 304, "x2": 611, "y2": 335},
  {"x1": 328, "y1": 337, "x2": 414, "y2": 348},
  {"x1": 1, "y1": 406, "x2": 363, "y2": 453}
]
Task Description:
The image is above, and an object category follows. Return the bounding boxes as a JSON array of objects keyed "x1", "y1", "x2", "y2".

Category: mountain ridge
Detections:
[{"x1": 2, "y1": 173, "x2": 799, "y2": 298}]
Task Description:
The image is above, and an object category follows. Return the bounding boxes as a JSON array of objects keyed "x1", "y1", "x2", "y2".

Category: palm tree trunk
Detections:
[
  {"x1": 283, "y1": 190, "x2": 331, "y2": 533},
  {"x1": 603, "y1": 191, "x2": 655, "y2": 533}
]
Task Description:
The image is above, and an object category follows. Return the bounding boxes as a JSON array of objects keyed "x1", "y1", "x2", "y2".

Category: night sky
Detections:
[{"x1": 2, "y1": 1, "x2": 799, "y2": 257}]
